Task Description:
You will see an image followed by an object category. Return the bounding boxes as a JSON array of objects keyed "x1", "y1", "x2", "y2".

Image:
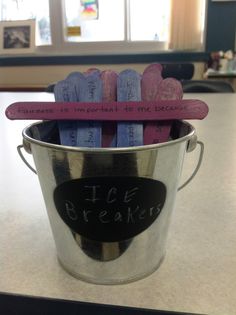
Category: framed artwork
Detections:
[{"x1": 0, "y1": 19, "x2": 35, "y2": 54}]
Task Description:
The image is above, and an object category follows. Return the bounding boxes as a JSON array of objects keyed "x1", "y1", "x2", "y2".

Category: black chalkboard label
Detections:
[{"x1": 53, "y1": 177, "x2": 166, "y2": 242}]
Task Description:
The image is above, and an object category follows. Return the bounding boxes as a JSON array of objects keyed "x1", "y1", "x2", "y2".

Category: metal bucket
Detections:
[{"x1": 18, "y1": 120, "x2": 203, "y2": 284}]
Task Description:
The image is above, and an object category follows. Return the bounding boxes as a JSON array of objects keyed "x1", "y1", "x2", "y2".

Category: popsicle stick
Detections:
[
  {"x1": 143, "y1": 73, "x2": 184, "y2": 144},
  {"x1": 117, "y1": 69, "x2": 143, "y2": 147},
  {"x1": 66, "y1": 71, "x2": 85, "y2": 100},
  {"x1": 156, "y1": 78, "x2": 183, "y2": 100},
  {"x1": 101, "y1": 70, "x2": 118, "y2": 147},
  {"x1": 142, "y1": 64, "x2": 165, "y2": 145},
  {"x1": 6, "y1": 99, "x2": 209, "y2": 121},
  {"x1": 54, "y1": 80, "x2": 78, "y2": 102},
  {"x1": 155, "y1": 78, "x2": 183, "y2": 144},
  {"x1": 66, "y1": 71, "x2": 102, "y2": 147},
  {"x1": 66, "y1": 71, "x2": 84, "y2": 81},
  {"x1": 66, "y1": 70, "x2": 103, "y2": 147},
  {"x1": 54, "y1": 80, "x2": 78, "y2": 146},
  {"x1": 76, "y1": 71, "x2": 103, "y2": 147},
  {"x1": 141, "y1": 71, "x2": 162, "y2": 100},
  {"x1": 84, "y1": 68, "x2": 101, "y2": 75},
  {"x1": 101, "y1": 70, "x2": 118, "y2": 105},
  {"x1": 143, "y1": 63, "x2": 163, "y2": 74}
]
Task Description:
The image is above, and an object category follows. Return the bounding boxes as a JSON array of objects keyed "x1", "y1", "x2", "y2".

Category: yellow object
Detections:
[{"x1": 66, "y1": 26, "x2": 81, "y2": 37}]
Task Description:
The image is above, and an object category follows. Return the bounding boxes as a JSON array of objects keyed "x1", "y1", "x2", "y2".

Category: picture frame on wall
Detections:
[{"x1": 0, "y1": 19, "x2": 35, "y2": 54}]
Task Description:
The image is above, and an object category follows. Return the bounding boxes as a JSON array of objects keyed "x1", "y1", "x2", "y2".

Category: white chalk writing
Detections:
[
  {"x1": 62, "y1": 201, "x2": 162, "y2": 225},
  {"x1": 84, "y1": 185, "x2": 139, "y2": 204}
]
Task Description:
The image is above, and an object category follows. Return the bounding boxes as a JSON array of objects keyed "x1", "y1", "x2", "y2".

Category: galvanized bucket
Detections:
[{"x1": 18, "y1": 120, "x2": 203, "y2": 284}]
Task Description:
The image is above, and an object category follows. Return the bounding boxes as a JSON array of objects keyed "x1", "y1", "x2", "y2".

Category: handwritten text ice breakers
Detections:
[{"x1": 61, "y1": 185, "x2": 162, "y2": 224}]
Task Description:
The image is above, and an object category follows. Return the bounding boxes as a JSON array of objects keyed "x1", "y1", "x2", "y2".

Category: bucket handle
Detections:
[
  {"x1": 17, "y1": 141, "x2": 204, "y2": 190},
  {"x1": 17, "y1": 144, "x2": 37, "y2": 174},
  {"x1": 178, "y1": 140, "x2": 204, "y2": 191}
]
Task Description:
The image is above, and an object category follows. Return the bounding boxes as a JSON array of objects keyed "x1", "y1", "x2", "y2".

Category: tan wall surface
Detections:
[{"x1": 0, "y1": 62, "x2": 205, "y2": 89}]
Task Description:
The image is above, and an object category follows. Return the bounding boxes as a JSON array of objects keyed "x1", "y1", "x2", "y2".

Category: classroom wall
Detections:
[
  {"x1": 0, "y1": 62, "x2": 205, "y2": 90},
  {"x1": 206, "y1": 0, "x2": 236, "y2": 52}
]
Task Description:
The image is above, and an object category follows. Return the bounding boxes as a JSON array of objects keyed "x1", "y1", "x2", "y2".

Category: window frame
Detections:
[
  {"x1": 0, "y1": 0, "x2": 207, "y2": 56},
  {"x1": 35, "y1": 0, "x2": 168, "y2": 56}
]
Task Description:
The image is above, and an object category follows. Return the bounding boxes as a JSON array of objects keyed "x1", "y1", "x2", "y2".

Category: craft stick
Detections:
[
  {"x1": 152, "y1": 78, "x2": 183, "y2": 144},
  {"x1": 66, "y1": 71, "x2": 84, "y2": 100},
  {"x1": 156, "y1": 78, "x2": 183, "y2": 100},
  {"x1": 56, "y1": 71, "x2": 102, "y2": 147},
  {"x1": 54, "y1": 80, "x2": 78, "y2": 146},
  {"x1": 76, "y1": 71, "x2": 103, "y2": 147},
  {"x1": 142, "y1": 63, "x2": 166, "y2": 144},
  {"x1": 101, "y1": 70, "x2": 118, "y2": 147},
  {"x1": 141, "y1": 66, "x2": 162, "y2": 101},
  {"x1": 66, "y1": 71, "x2": 84, "y2": 82},
  {"x1": 101, "y1": 70, "x2": 117, "y2": 107},
  {"x1": 6, "y1": 100, "x2": 209, "y2": 121},
  {"x1": 143, "y1": 63, "x2": 163, "y2": 74},
  {"x1": 142, "y1": 62, "x2": 184, "y2": 145},
  {"x1": 156, "y1": 78, "x2": 183, "y2": 143},
  {"x1": 144, "y1": 76, "x2": 184, "y2": 144},
  {"x1": 117, "y1": 69, "x2": 143, "y2": 147},
  {"x1": 66, "y1": 70, "x2": 103, "y2": 147},
  {"x1": 84, "y1": 68, "x2": 101, "y2": 75},
  {"x1": 142, "y1": 64, "x2": 184, "y2": 144}
]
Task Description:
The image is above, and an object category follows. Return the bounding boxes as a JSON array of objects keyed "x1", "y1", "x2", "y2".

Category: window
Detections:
[
  {"x1": 129, "y1": 0, "x2": 170, "y2": 41},
  {"x1": 0, "y1": 0, "x2": 51, "y2": 45},
  {"x1": 0, "y1": 0, "x2": 206, "y2": 55},
  {"x1": 64, "y1": 0, "x2": 125, "y2": 42},
  {"x1": 64, "y1": 0, "x2": 170, "y2": 43}
]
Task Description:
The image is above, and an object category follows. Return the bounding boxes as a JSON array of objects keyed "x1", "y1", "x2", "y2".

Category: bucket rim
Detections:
[{"x1": 22, "y1": 120, "x2": 196, "y2": 154}]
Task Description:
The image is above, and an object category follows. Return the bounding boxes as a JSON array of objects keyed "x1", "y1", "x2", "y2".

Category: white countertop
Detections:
[{"x1": 1, "y1": 92, "x2": 236, "y2": 315}]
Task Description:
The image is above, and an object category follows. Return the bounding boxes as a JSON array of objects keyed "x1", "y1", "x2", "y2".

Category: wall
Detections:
[
  {"x1": 0, "y1": 62, "x2": 205, "y2": 90},
  {"x1": 206, "y1": 0, "x2": 236, "y2": 51}
]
